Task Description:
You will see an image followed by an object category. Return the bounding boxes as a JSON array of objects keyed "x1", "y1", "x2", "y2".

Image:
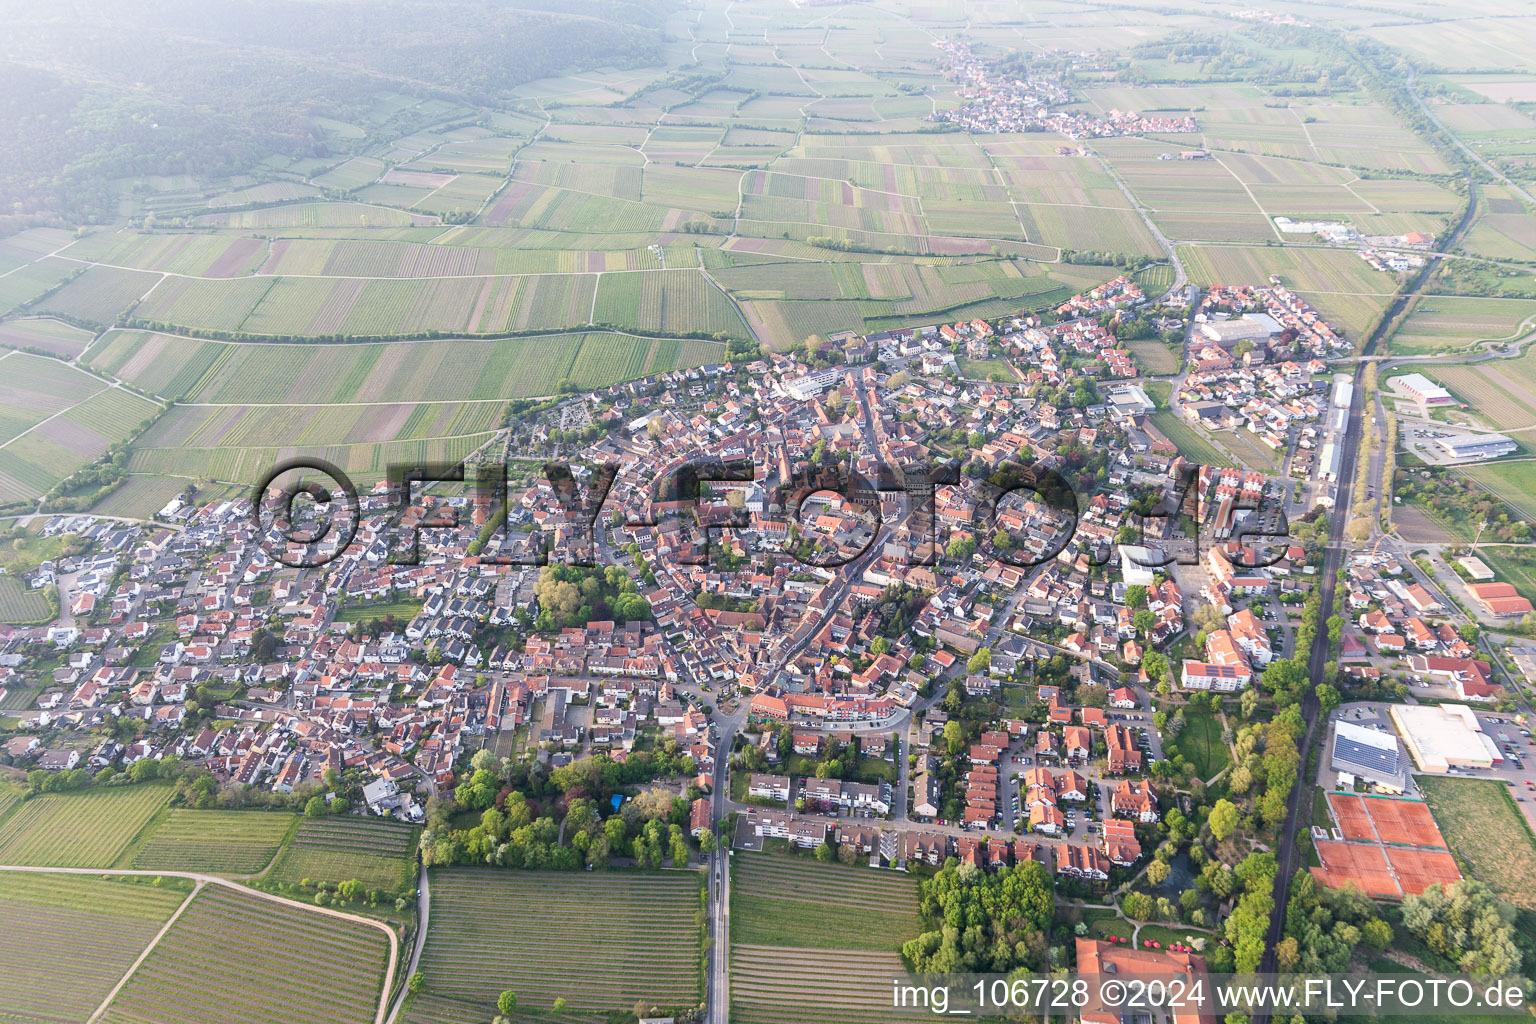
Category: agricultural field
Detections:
[
  {"x1": 34, "y1": 265, "x2": 162, "y2": 326},
  {"x1": 413, "y1": 868, "x2": 701, "y2": 1019},
  {"x1": 93, "y1": 331, "x2": 723, "y2": 406},
  {"x1": 87, "y1": 474, "x2": 195, "y2": 519},
  {"x1": 267, "y1": 817, "x2": 417, "y2": 892},
  {"x1": 593, "y1": 269, "x2": 750, "y2": 338},
  {"x1": 1391, "y1": 296, "x2": 1536, "y2": 355},
  {"x1": 0, "y1": 317, "x2": 95, "y2": 357},
  {"x1": 1420, "y1": 777, "x2": 1536, "y2": 908},
  {"x1": 0, "y1": 575, "x2": 54, "y2": 624},
  {"x1": 0, "y1": 785, "x2": 172, "y2": 868},
  {"x1": 132, "y1": 809, "x2": 297, "y2": 874},
  {"x1": 731, "y1": 853, "x2": 921, "y2": 1024},
  {"x1": 1149, "y1": 411, "x2": 1235, "y2": 468},
  {"x1": 101, "y1": 884, "x2": 390, "y2": 1024},
  {"x1": 0, "y1": 872, "x2": 190, "y2": 1024},
  {"x1": 0, "y1": 350, "x2": 162, "y2": 504}
]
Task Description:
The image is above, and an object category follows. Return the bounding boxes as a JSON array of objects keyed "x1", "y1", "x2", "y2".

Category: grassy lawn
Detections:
[
  {"x1": 1312, "y1": 786, "x2": 1333, "y2": 830},
  {"x1": 1420, "y1": 776, "x2": 1536, "y2": 908},
  {"x1": 0, "y1": 533, "x2": 67, "y2": 574},
  {"x1": 332, "y1": 598, "x2": 423, "y2": 624},
  {"x1": 1143, "y1": 380, "x2": 1172, "y2": 408},
  {"x1": 957, "y1": 355, "x2": 1013, "y2": 380},
  {"x1": 1168, "y1": 709, "x2": 1230, "y2": 780}
]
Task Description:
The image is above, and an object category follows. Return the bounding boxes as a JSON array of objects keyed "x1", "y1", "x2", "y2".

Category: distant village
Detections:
[{"x1": 931, "y1": 39, "x2": 1199, "y2": 138}]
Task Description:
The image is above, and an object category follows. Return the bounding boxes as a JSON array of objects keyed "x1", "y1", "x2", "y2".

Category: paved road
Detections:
[
  {"x1": 705, "y1": 709, "x2": 743, "y2": 1024},
  {"x1": 383, "y1": 870, "x2": 431, "y2": 1024},
  {"x1": 0, "y1": 864, "x2": 400, "y2": 1024}
]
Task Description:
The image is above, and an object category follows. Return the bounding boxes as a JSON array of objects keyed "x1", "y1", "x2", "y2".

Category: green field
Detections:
[
  {"x1": 87, "y1": 330, "x2": 725, "y2": 404},
  {"x1": 101, "y1": 884, "x2": 390, "y2": 1024},
  {"x1": 1420, "y1": 776, "x2": 1536, "y2": 908},
  {"x1": 268, "y1": 817, "x2": 417, "y2": 892},
  {"x1": 412, "y1": 868, "x2": 701, "y2": 1020},
  {"x1": 0, "y1": 575, "x2": 54, "y2": 624},
  {"x1": 334, "y1": 598, "x2": 425, "y2": 624},
  {"x1": 133, "y1": 809, "x2": 297, "y2": 874},
  {"x1": 1391, "y1": 295, "x2": 1536, "y2": 355},
  {"x1": 1150, "y1": 410, "x2": 1234, "y2": 467},
  {"x1": 0, "y1": 872, "x2": 190, "y2": 1024},
  {"x1": 731, "y1": 853, "x2": 922, "y2": 1024},
  {"x1": 730, "y1": 852, "x2": 920, "y2": 951},
  {"x1": 1465, "y1": 461, "x2": 1536, "y2": 521},
  {"x1": 0, "y1": 785, "x2": 172, "y2": 868}
]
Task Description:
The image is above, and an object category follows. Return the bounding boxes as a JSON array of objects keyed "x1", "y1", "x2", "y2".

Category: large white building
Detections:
[
  {"x1": 1392, "y1": 372, "x2": 1453, "y2": 406},
  {"x1": 1435, "y1": 432, "x2": 1518, "y2": 461},
  {"x1": 1198, "y1": 313, "x2": 1281, "y2": 348},
  {"x1": 782, "y1": 367, "x2": 844, "y2": 400},
  {"x1": 1389, "y1": 703, "x2": 1499, "y2": 773},
  {"x1": 1117, "y1": 544, "x2": 1160, "y2": 586}
]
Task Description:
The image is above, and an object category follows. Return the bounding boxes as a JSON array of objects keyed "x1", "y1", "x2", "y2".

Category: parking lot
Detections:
[{"x1": 1324, "y1": 702, "x2": 1536, "y2": 832}]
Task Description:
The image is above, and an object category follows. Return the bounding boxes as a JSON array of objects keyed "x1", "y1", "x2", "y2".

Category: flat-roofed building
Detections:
[
  {"x1": 1435, "y1": 433, "x2": 1518, "y2": 461},
  {"x1": 1331, "y1": 720, "x2": 1407, "y2": 793},
  {"x1": 1390, "y1": 703, "x2": 1498, "y2": 774},
  {"x1": 1198, "y1": 314, "x2": 1280, "y2": 348}
]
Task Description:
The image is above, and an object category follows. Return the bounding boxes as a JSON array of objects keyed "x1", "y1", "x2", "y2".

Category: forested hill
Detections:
[{"x1": 0, "y1": 0, "x2": 676, "y2": 227}]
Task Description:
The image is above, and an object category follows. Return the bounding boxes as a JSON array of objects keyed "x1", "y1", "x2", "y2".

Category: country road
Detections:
[
  {"x1": 383, "y1": 870, "x2": 431, "y2": 1024},
  {"x1": 0, "y1": 863, "x2": 401, "y2": 1024}
]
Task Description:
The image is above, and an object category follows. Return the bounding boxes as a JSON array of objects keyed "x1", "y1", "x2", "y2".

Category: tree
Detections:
[
  {"x1": 1133, "y1": 609, "x2": 1155, "y2": 636},
  {"x1": 304, "y1": 795, "x2": 327, "y2": 818},
  {"x1": 1146, "y1": 859, "x2": 1171, "y2": 886},
  {"x1": 407, "y1": 974, "x2": 425, "y2": 995},
  {"x1": 815, "y1": 839, "x2": 835, "y2": 862},
  {"x1": 1124, "y1": 584, "x2": 1148, "y2": 609},
  {"x1": 943, "y1": 720, "x2": 964, "y2": 755},
  {"x1": 870, "y1": 636, "x2": 890, "y2": 656},
  {"x1": 553, "y1": 997, "x2": 567, "y2": 1014},
  {"x1": 699, "y1": 830, "x2": 717, "y2": 854},
  {"x1": 1209, "y1": 799, "x2": 1239, "y2": 841},
  {"x1": 1316, "y1": 683, "x2": 1341, "y2": 714},
  {"x1": 497, "y1": 991, "x2": 518, "y2": 1017},
  {"x1": 1239, "y1": 687, "x2": 1261, "y2": 719},
  {"x1": 967, "y1": 648, "x2": 991, "y2": 674}
]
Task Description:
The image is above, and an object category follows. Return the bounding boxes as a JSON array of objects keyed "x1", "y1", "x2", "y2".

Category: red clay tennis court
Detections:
[
  {"x1": 1324, "y1": 793, "x2": 1449, "y2": 848},
  {"x1": 1386, "y1": 847, "x2": 1462, "y2": 896},
  {"x1": 1361, "y1": 797, "x2": 1446, "y2": 848},
  {"x1": 1312, "y1": 840, "x2": 1401, "y2": 898},
  {"x1": 1326, "y1": 793, "x2": 1375, "y2": 841}
]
